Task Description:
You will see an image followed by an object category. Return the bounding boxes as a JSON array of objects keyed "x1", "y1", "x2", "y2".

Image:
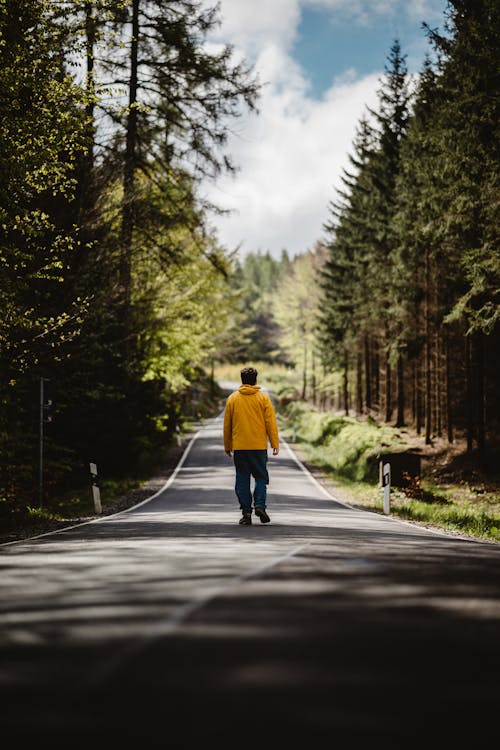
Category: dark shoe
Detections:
[
  {"x1": 255, "y1": 507, "x2": 270, "y2": 524},
  {"x1": 239, "y1": 512, "x2": 252, "y2": 525}
]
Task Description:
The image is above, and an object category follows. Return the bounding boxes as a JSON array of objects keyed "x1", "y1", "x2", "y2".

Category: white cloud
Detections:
[
  {"x1": 201, "y1": 0, "x2": 444, "y2": 257},
  {"x1": 404, "y1": 0, "x2": 445, "y2": 21},
  {"x1": 211, "y1": 0, "x2": 301, "y2": 51},
  {"x1": 204, "y1": 53, "x2": 380, "y2": 256}
]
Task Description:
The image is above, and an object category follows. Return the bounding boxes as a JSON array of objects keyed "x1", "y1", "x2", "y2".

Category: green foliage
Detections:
[
  {"x1": 273, "y1": 248, "x2": 326, "y2": 396},
  {"x1": 280, "y1": 401, "x2": 407, "y2": 482},
  {"x1": 320, "y1": 40, "x2": 411, "y2": 360},
  {"x1": 0, "y1": 0, "x2": 89, "y2": 377},
  {"x1": 226, "y1": 250, "x2": 292, "y2": 363},
  {"x1": 283, "y1": 400, "x2": 500, "y2": 542},
  {"x1": 319, "y1": 5, "x2": 500, "y2": 447},
  {"x1": 432, "y1": 0, "x2": 500, "y2": 336},
  {"x1": 136, "y1": 231, "x2": 234, "y2": 390},
  {"x1": 0, "y1": 0, "x2": 261, "y2": 522}
]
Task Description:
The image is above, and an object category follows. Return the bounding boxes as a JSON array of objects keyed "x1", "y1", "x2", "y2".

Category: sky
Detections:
[{"x1": 202, "y1": 0, "x2": 448, "y2": 259}]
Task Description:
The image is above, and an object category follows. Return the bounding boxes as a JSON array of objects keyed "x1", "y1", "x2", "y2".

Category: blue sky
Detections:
[
  {"x1": 204, "y1": 0, "x2": 448, "y2": 258},
  {"x1": 293, "y1": 4, "x2": 442, "y2": 97}
]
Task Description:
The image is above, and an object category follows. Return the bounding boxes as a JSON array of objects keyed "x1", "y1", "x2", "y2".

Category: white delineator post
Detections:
[
  {"x1": 90, "y1": 462, "x2": 102, "y2": 514},
  {"x1": 382, "y1": 462, "x2": 391, "y2": 515}
]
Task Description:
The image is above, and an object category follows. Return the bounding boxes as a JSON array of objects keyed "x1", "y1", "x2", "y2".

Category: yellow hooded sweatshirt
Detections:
[{"x1": 223, "y1": 385, "x2": 279, "y2": 452}]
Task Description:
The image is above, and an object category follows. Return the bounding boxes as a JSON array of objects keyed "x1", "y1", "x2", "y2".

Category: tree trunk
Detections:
[
  {"x1": 416, "y1": 357, "x2": 423, "y2": 435},
  {"x1": 384, "y1": 351, "x2": 392, "y2": 423},
  {"x1": 425, "y1": 334, "x2": 432, "y2": 444},
  {"x1": 210, "y1": 359, "x2": 215, "y2": 398},
  {"x1": 73, "y1": 2, "x2": 97, "y2": 268},
  {"x1": 411, "y1": 361, "x2": 416, "y2": 424},
  {"x1": 465, "y1": 335, "x2": 473, "y2": 453},
  {"x1": 424, "y1": 246, "x2": 432, "y2": 444},
  {"x1": 319, "y1": 367, "x2": 327, "y2": 411},
  {"x1": 120, "y1": 0, "x2": 140, "y2": 362},
  {"x1": 343, "y1": 349, "x2": 349, "y2": 416},
  {"x1": 301, "y1": 340, "x2": 307, "y2": 400},
  {"x1": 319, "y1": 366, "x2": 327, "y2": 411},
  {"x1": 79, "y1": 3, "x2": 97, "y2": 212},
  {"x1": 356, "y1": 349, "x2": 363, "y2": 415},
  {"x1": 395, "y1": 350, "x2": 405, "y2": 426},
  {"x1": 84, "y1": 4, "x2": 96, "y2": 178},
  {"x1": 364, "y1": 335, "x2": 371, "y2": 413},
  {"x1": 445, "y1": 336, "x2": 453, "y2": 443},
  {"x1": 435, "y1": 331, "x2": 442, "y2": 437},
  {"x1": 374, "y1": 347, "x2": 380, "y2": 414},
  {"x1": 476, "y1": 331, "x2": 485, "y2": 459},
  {"x1": 311, "y1": 350, "x2": 316, "y2": 405}
]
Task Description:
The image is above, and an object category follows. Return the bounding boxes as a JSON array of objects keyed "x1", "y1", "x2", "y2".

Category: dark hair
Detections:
[{"x1": 240, "y1": 366, "x2": 258, "y2": 385}]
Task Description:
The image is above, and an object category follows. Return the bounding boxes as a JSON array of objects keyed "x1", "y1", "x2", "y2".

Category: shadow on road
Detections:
[{"x1": 1, "y1": 416, "x2": 500, "y2": 747}]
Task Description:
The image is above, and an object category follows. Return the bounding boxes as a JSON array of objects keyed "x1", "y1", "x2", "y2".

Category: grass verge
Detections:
[
  {"x1": 0, "y1": 418, "x2": 201, "y2": 544},
  {"x1": 278, "y1": 401, "x2": 500, "y2": 544}
]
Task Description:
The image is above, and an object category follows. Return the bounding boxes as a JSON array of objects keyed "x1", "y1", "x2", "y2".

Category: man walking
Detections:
[{"x1": 224, "y1": 366, "x2": 280, "y2": 525}]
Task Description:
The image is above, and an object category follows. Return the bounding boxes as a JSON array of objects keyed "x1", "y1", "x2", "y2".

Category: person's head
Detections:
[{"x1": 240, "y1": 366, "x2": 258, "y2": 385}]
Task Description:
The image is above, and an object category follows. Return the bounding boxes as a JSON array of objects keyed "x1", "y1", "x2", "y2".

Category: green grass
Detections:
[
  {"x1": 60, "y1": 476, "x2": 145, "y2": 517},
  {"x1": 1, "y1": 388, "x2": 214, "y2": 541},
  {"x1": 278, "y1": 401, "x2": 500, "y2": 544},
  {"x1": 393, "y1": 496, "x2": 500, "y2": 540},
  {"x1": 279, "y1": 401, "x2": 411, "y2": 482},
  {"x1": 0, "y1": 474, "x2": 147, "y2": 533}
]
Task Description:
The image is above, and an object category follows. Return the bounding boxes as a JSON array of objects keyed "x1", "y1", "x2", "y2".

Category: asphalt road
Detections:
[{"x1": 1, "y1": 413, "x2": 500, "y2": 748}]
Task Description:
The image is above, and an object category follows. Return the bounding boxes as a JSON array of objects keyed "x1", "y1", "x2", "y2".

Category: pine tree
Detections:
[
  {"x1": 319, "y1": 42, "x2": 411, "y2": 422},
  {"x1": 425, "y1": 0, "x2": 500, "y2": 455},
  {"x1": 318, "y1": 119, "x2": 371, "y2": 415},
  {"x1": 394, "y1": 57, "x2": 442, "y2": 443},
  {"x1": 366, "y1": 40, "x2": 411, "y2": 426}
]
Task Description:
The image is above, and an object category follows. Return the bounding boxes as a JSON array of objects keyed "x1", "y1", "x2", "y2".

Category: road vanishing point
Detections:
[{"x1": 1, "y1": 412, "x2": 500, "y2": 748}]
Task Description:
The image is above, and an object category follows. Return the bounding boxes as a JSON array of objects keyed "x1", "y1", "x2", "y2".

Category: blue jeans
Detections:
[{"x1": 233, "y1": 450, "x2": 269, "y2": 513}]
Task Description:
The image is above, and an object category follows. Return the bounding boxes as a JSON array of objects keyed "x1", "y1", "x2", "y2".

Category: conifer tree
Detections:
[
  {"x1": 320, "y1": 41, "x2": 410, "y2": 422},
  {"x1": 394, "y1": 57, "x2": 441, "y2": 442},
  {"x1": 318, "y1": 116, "x2": 377, "y2": 414},
  {"x1": 366, "y1": 40, "x2": 411, "y2": 425},
  {"x1": 425, "y1": 0, "x2": 500, "y2": 454}
]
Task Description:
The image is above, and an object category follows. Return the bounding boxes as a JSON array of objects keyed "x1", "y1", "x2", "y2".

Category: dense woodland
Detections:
[
  {"x1": 227, "y1": 1, "x2": 500, "y2": 462},
  {"x1": 0, "y1": 0, "x2": 260, "y2": 512},
  {"x1": 318, "y1": 1, "x2": 499, "y2": 460},
  {"x1": 0, "y1": 0, "x2": 498, "y2": 521}
]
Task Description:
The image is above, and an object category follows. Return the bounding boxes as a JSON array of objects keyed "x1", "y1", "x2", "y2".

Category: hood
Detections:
[{"x1": 238, "y1": 384, "x2": 261, "y2": 396}]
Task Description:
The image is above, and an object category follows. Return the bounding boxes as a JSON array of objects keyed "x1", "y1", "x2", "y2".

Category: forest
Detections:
[
  {"x1": 317, "y1": 9, "x2": 500, "y2": 459},
  {"x1": 0, "y1": 0, "x2": 498, "y2": 533}
]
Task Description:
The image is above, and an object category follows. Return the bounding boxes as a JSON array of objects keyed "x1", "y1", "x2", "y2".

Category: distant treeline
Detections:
[{"x1": 318, "y1": 1, "x2": 499, "y2": 458}]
